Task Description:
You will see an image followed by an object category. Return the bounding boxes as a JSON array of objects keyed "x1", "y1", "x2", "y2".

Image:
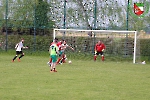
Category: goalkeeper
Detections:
[{"x1": 94, "y1": 41, "x2": 106, "y2": 61}]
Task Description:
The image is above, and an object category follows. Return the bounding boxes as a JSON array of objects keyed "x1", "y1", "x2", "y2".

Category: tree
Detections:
[
  {"x1": 35, "y1": 0, "x2": 49, "y2": 28},
  {"x1": 0, "y1": 0, "x2": 55, "y2": 35}
]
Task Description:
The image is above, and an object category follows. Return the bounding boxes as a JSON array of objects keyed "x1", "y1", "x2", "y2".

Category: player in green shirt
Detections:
[{"x1": 49, "y1": 39, "x2": 59, "y2": 72}]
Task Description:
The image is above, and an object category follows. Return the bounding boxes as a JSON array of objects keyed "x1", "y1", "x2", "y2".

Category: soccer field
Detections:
[{"x1": 0, "y1": 54, "x2": 150, "y2": 100}]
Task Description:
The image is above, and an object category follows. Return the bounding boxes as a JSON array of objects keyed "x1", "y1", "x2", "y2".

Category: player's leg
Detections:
[
  {"x1": 56, "y1": 57, "x2": 61, "y2": 64},
  {"x1": 18, "y1": 51, "x2": 24, "y2": 61},
  {"x1": 94, "y1": 52, "x2": 99, "y2": 61},
  {"x1": 56, "y1": 51, "x2": 63, "y2": 64},
  {"x1": 50, "y1": 55, "x2": 57, "y2": 72},
  {"x1": 50, "y1": 56, "x2": 54, "y2": 72},
  {"x1": 53, "y1": 55, "x2": 57, "y2": 72},
  {"x1": 12, "y1": 51, "x2": 19, "y2": 62},
  {"x1": 49, "y1": 58, "x2": 52, "y2": 63},
  {"x1": 102, "y1": 55, "x2": 104, "y2": 61},
  {"x1": 47, "y1": 58, "x2": 52, "y2": 66},
  {"x1": 47, "y1": 55, "x2": 51, "y2": 66},
  {"x1": 94, "y1": 54, "x2": 97, "y2": 61},
  {"x1": 100, "y1": 52, "x2": 104, "y2": 61},
  {"x1": 61, "y1": 53, "x2": 67, "y2": 63},
  {"x1": 50, "y1": 63, "x2": 54, "y2": 72}
]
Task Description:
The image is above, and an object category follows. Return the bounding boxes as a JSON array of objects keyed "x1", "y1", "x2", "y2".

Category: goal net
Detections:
[{"x1": 53, "y1": 29, "x2": 140, "y2": 63}]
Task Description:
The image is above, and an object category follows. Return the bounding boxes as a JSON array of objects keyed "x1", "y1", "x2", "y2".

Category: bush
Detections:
[
  {"x1": 140, "y1": 39, "x2": 150, "y2": 61},
  {"x1": 1, "y1": 35, "x2": 150, "y2": 62},
  {"x1": 0, "y1": 35, "x2": 53, "y2": 52}
]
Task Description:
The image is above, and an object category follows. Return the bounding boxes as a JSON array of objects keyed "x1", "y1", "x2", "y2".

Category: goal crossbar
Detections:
[{"x1": 53, "y1": 28, "x2": 136, "y2": 33}]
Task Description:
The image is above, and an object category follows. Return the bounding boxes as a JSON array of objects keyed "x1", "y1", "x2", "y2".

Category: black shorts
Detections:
[
  {"x1": 16, "y1": 51, "x2": 23, "y2": 55},
  {"x1": 96, "y1": 51, "x2": 103, "y2": 55}
]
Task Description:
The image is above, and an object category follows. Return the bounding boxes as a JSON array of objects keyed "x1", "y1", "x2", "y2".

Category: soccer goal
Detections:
[{"x1": 53, "y1": 29, "x2": 140, "y2": 63}]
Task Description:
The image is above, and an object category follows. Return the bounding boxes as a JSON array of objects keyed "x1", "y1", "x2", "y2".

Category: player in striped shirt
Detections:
[{"x1": 12, "y1": 39, "x2": 28, "y2": 62}]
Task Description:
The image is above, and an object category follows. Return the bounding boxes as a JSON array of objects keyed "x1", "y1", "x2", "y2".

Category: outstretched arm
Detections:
[
  {"x1": 22, "y1": 46, "x2": 28, "y2": 49},
  {"x1": 68, "y1": 46, "x2": 74, "y2": 51}
]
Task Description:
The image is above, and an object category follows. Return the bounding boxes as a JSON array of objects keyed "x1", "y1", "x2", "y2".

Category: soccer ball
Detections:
[
  {"x1": 141, "y1": 61, "x2": 146, "y2": 64},
  {"x1": 68, "y1": 60, "x2": 72, "y2": 64}
]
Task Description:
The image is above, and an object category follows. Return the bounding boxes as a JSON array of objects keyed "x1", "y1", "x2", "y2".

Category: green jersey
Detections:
[{"x1": 49, "y1": 43, "x2": 58, "y2": 55}]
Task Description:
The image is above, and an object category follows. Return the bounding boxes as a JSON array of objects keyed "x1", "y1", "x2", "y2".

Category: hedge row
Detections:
[
  {"x1": 0, "y1": 35, "x2": 150, "y2": 61},
  {"x1": 140, "y1": 39, "x2": 150, "y2": 61},
  {"x1": 0, "y1": 35, "x2": 53, "y2": 51}
]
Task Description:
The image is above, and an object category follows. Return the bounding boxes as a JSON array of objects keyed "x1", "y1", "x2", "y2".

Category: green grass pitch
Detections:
[{"x1": 0, "y1": 54, "x2": 150, "y2": 100}]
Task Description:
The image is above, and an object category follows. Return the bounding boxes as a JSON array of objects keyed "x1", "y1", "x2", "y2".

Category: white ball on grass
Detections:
[
  {"x1": 141, "y1": 61, "x2": 146, "y2": 64},
  {"x1": 68, "y1": 60, "x2": 72, "y2": 64}
]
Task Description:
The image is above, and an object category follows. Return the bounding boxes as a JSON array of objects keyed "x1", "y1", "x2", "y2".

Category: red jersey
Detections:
[
  {"x1": 50, "y1": 41, "x2": 61, "y2": 46},
  {"x1": 95, "y1": 43, "x2": 106, "y2": 52},
  {"x1": 57, "y1": 41, "x2": 62, "y2": 50},
  {"x1": 50, "y1": 42, "x2": 54, "y2": 46}
]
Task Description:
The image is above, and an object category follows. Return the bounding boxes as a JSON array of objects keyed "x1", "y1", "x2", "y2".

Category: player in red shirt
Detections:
[
  {"x1": 94, "y1": 41, "x2": 106, "y2": 61},
  {"x1": 56, "y1": 40, "x2": 64, "y2": 64},
  {"x1": 56, "y1": 40, "x2": 74, "y2": 64}
]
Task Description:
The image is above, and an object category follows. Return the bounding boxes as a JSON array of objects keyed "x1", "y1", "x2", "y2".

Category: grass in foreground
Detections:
[{"x1": 0, "y1": 54, "x2": 150, "y2": 100}]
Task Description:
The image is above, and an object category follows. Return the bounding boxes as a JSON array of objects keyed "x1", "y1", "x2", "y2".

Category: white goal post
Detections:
[{"x1": 53, "y1": 28, "x2": 138, "y2": 63}]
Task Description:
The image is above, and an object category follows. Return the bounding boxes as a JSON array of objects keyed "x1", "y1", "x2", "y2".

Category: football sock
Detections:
[
  {"x1": 94, "y1": 55, "x2": 97, "y2": 61},
  {"x1": 62, "y1": 58, "x2": 66, "y2": 63},
  {"x1": 56, "y1": 58, "x2": 61, "y2": 64},
  {"x1": 13, "y1": 55, "x2": 17, "y2": 60},
  {"x1": 19, "y1": 54, "x2": 24, "y2": 59},
  {"x1": 102, "y1": 56, "x2": 104, "y2": 61},
  {"x1": 50, "y1": 58, "x2": 52, "y2": 63}
]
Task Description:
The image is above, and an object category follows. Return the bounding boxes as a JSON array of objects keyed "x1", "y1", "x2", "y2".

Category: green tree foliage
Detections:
[
  {"x1": 35, "y1": 0, "x2": 49, "y2": 28},
  {"x1": 0, "y1": 0, "x2": 150, "y2": 34},
  {"x1": 0, "y1": 0, "x2": 55, "y2": 35},
  {"x1": 49, "y1": 0, "x2": 150, "y2": 31}
]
